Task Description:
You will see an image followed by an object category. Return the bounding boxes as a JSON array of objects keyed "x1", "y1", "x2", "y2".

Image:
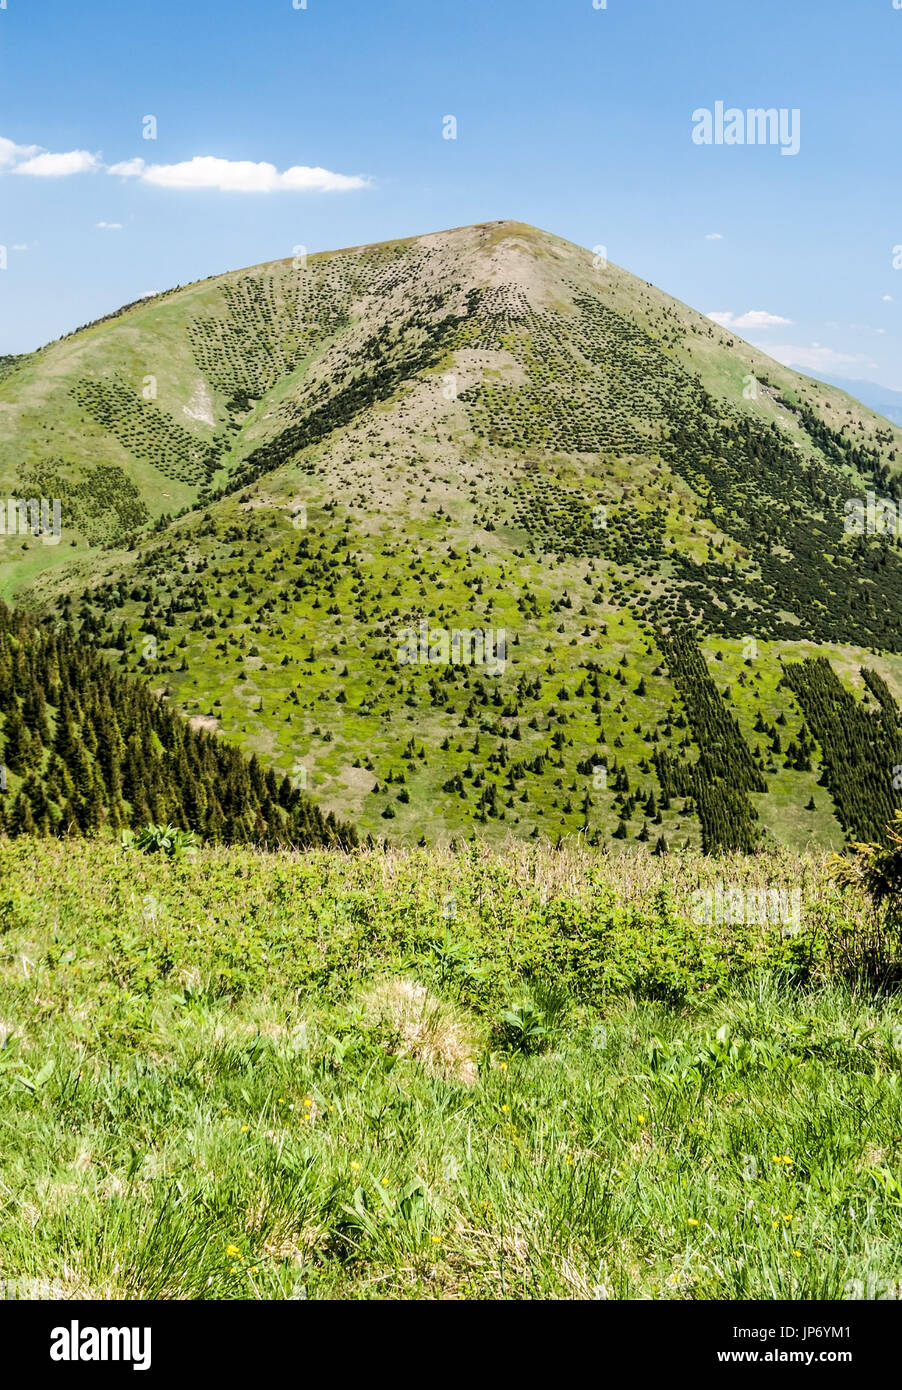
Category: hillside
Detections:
[
  {"x1": 3, "y1": 220, "x2": 902, "y2": 850},
  {"x1": 0, "y1": 600, "x2": 356, "y2": 848}
]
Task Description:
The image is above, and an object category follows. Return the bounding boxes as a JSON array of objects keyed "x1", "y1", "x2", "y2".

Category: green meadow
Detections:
[{"x1": 1, "y1": 838, "x2": 901, "y2": 1300}]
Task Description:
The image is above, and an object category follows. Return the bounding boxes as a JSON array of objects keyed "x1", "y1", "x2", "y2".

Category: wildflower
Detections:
[
  {"x1": 783, "y1": 1214, "x2": 793, "y2": 1222},
  {"x1": 565, "y1": 1154, "x2": 574, "y2": 1166},
  {"x1": 381, "y1": 1177, "x2": 389, "y2": 1186},
  {"x1": 638, "y1": 1114, "x2": 646, "y2": 1125},
  {"x1": 226, "y1": 1245, "x2": 242, "y2": 1258},
  {"x1": 350, "y1": 1161, "x2": 361, "y2": 1170},
  {"x1": 498, "y1": 1061, "x2": 507, "y2": 1071},
  {"x1": 501, "y1": 1104, "x2": 510, "y2": 1113},
  {"x1": 793, "y1": 1250, "x2": 802, "y2": 1257},
  {"x1": 277, "y1": 1098, "x2": 285, "y2": 1105},
  {"x1": 304, "y1": 1097, "x2": 313, "y2": 1108},
  {"x1": 230, "y1": 1266, "x2": 238, "y2": 1275},
  {"x1": 687, "y1": 1219, "x2": 699, "y2": 1227},
  {"x1": 431, "y1": 1236, "x2": 442, "y2": 1245},
  {"x1": 241, "y1": 1124, "x2": 249, "y2": 1133}
]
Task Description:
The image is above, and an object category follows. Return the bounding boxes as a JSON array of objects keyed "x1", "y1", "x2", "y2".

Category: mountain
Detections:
[
  {"x1": 815, "y1": 375, "x2": 902, "y2": 428},
  {"x1": 3, "y1": 219, "x2": 902, "y2": 852}
]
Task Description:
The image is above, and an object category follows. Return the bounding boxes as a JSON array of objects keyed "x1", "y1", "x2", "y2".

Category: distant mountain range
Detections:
[{"x1": 815, "y1": 375, "x2": 902, "y2": 427}]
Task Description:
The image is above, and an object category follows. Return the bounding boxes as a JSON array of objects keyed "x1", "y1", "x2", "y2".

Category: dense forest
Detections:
[{"x1": 0, "y1": 601, "x2": 357, "y2": 849}]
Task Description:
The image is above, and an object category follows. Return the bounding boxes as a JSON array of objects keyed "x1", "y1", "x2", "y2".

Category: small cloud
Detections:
[
  {"x1": 108, "y1": 154, "x2": 369, "y2": 193},
  {"x1": 14, "y1": 149, "x2": 101, "y2": 177},
  {"x1": 10, "y1": 242, "x2": 29, "y2": 251},
  {"x1": 883, "y1": 294, "x2": 894, "y2": 302},
  {"x1": 704, "y1": 232, "x2": 723, "y2": 240},
  {"x1": 0, "y1": 136, "x2": 41, "y2": 168},
  {"x1": 107, "y1": 157, "x2": 145, "y2": 178},
  {"x1": 138, "y1": 291, "x2": 160, "y2": 299},
  {"x1": 707, "y1": 309, "x2": 793, "y2": 329},
  {"x1": 765, "y1": 343, "x2": 875, "y2": 374},
  {"x1": 738, "y1": 310, "x2": 793, "y2": 328},
  {"x1": 95, "y1": 221, "x2": 123, "y2": 230}
]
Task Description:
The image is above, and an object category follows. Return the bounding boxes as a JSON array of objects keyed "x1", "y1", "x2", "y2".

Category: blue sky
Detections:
[{"x1": 1, "y1": 0, "x2": 900, "y2": 390}]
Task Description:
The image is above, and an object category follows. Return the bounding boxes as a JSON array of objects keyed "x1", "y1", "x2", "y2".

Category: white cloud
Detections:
[
  {"x1": 95, "y1": 220, "x2": 123, "y2": 230},
  {"x1": 707, "y1": 309, "x2": 794, "y2": 329},
  {"x1": 14, "y1": 149, "x2": 101, "y2": 177},
  {"x1": 705, "y1": 232, "x2": 723, "y2": 240},
  {"x1": 109, "y1": 154, "x2": 369, "y2": 193},
  {"x1": 736, "y1": 310, "x2": 794, "y2": 328},
  {"x1": 10, "y1": 243, "x2": 29, "y2": 251},
  {"x1": 2, "y1": 133, "x2": 369, "y2": 194},
  {"x1": 0, "y1": 136, "x2": 41, "y2": 168},
  {"x1": 106, "y1": 158, "x2": 144, "y2": 178},
  {"x1": 764, "y1": 343, "x2": 876, "y2": 374},
  {"x1": 883, "y1": 294, "x2": 894, "y2": 302}
]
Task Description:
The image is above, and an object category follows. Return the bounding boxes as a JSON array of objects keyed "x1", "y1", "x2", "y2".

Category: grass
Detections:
[{"x1": 1, "y1": 838, "x2": 902, "y2": 1300}]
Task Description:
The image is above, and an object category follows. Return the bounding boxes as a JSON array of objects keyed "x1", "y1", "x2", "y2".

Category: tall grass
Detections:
[{"x1": 0, "y1": 839, "x2": 900, "y2": 1300}]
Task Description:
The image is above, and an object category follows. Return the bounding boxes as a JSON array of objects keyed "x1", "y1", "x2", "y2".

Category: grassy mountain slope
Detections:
[
  {"x1": 0, "y1": 600, "x2": 356, "y2": 848},
  {"x1": 4, "y1": 221, "x2": 902, "y2": 849}
]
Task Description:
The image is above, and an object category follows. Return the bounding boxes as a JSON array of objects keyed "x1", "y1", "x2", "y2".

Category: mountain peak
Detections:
[{"x1": 3, "y1": 223, "x2": 902, "y2": 850}]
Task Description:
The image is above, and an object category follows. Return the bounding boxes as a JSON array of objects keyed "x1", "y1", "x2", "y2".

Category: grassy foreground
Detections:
[{"x1": 1, "y1": 838, "x2": 902, "y2": 1300}]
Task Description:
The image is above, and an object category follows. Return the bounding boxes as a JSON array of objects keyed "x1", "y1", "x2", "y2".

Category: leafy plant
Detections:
[
  {"x1": 497, "y1": 998, "x2": 550, "y2": 1054},
  {"x1": 127, "y1": 823, "x2": 199, "y2": 860},
  {"x1": 830, "y1": 811, "x2": 902, "y2": 917}
]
